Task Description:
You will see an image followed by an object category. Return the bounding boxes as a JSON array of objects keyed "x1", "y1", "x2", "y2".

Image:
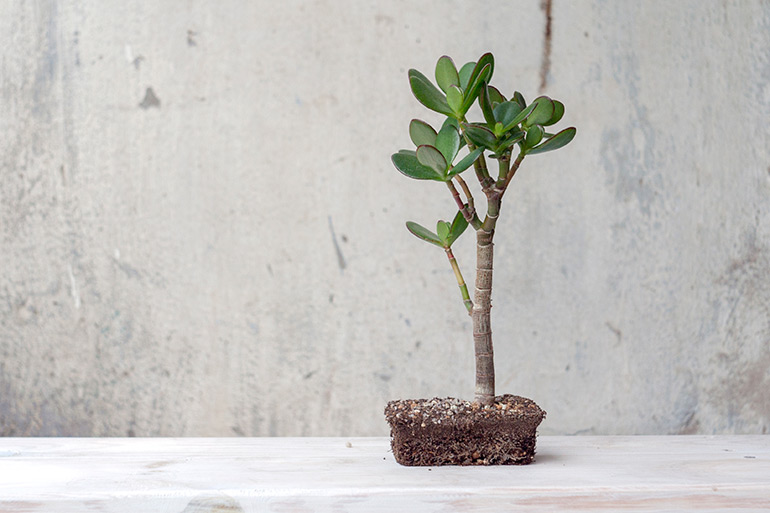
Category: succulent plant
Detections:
[{"x1": 391, "y1": 52, "x2": 576, "y2": 405}]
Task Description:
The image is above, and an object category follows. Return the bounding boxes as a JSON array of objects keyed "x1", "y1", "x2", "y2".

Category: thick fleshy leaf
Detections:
[
  {"x1": 409, "y1": 119, "x2": 437, "y2": 147},
  {"x1": 457, "y1": 53, "x2": 492, "y2": 103},
  {"x1": 406, "y1": 221, "x2": 443, "y2": 247},
  {"x1": 408, "y1": 69, "x2": 453, "y2": 116},
  {"x1": 501, "y1": 102, "x2": 537, "y2": 132},
  {"x1": 544, "y1": 100, "x2": 564, "y2": 126},
  {"x1": 442, "y1": 117, "x2": 460, "y2": 131},
  {"x1": 446, "y1": 85, "x2": 464, "y2": 115},
  {"x1": 435, "y1": 56, "x2": 460, "y2": 94},
  {"x1": 448, "y1": 147, "x2": 483, "y2": 177},
  {"x1": 463, "y1": 124, "x2": 497, "y2": 150},
  {"x1": 488, "y1": 86, "x2": 506, "y2": 105},
  {"x1": 524, "y1": 125, "x2": 544, "y2": 149},
  {"x1": 525, "y1": 96, "x2": 555, "y2": 126},
  {"x1": 435, "y1": 124, "x2": 461, "y2": 165},
  {"x1": 460, "y1": 62, "x2": 493, "y2": 115},
  {"x1": 442, "y1": 118, "x2": 465, "y2": 149},
  {"x1": 493, "y1": 101, "x2": 523, "y2": 128},
  {"x1": 479, "y1": 82, "x2": 496, "y2": 127},
  {"x1": 468, "y1": 53, "x2": 494, "y2": 86},
  {"x1": 527, "y1": 127, "x2": 577, "y2": 155},
  {"x1": 446, "y1": 210, "x2": 469, "y2": 246},
  {"x1": 513, "y1": 91, "x2": 526, "y2": 109},
  {"x1": 458, "y1": 62, "x2": 475, "y2": 90},
  {"x1": 392, "y1": 150, "x2": 443, "y2": 181},
  {"x1": 416, "y1": 145, "x2": 448, "y2": 175},
  {"x1": 436, "y1": 220, "x2": 451, "y2": 243}
]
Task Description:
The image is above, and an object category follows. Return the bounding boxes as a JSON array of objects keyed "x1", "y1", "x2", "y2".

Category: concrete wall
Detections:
[{"x1": 1, "y1": 0, "x2": 769, "y2": 436}]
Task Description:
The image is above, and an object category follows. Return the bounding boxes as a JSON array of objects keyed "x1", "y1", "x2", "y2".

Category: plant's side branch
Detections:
[
  {"x1": 447, "y1": 179, "x2": 464, "y2": 211},
  {"x1": 445, "y1": 247, "x2": 473, "y2": 315},
  {"x1": 448, "y1": 176, "x2": 481, "y2": 230},
  {"x1": 498, "y1": 152, "x2": 525, "y2": 194},
  {"x1": 454, "y1": 175, "x2": 474, "y2": 214},
  {"x1": 460, "y1": 128, "x2": 495, "y2": 190},
  {"x1": 497, "y1": 154, "x2": 510, "y2": 183},
  {"x1": 474, "y1": 152, "x2": 495, "y2": 190},
  {"x1": 446, "y1": 180, "x2": 480, "y2": 228}
]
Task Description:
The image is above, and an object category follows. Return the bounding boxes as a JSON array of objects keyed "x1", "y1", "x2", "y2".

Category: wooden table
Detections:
[{"x1": 0, "y1": 436, "x2": 768, "y2": 512}]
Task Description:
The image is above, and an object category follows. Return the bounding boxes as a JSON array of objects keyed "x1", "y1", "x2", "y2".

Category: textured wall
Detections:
[{"x1": 1, "y1": 0, "x2": 769, "y2": 437}]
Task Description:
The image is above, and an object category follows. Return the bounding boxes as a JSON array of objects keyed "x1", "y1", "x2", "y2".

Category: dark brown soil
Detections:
[{"x1": 384, "y1": 395, "x2": 545, "y2": 466}]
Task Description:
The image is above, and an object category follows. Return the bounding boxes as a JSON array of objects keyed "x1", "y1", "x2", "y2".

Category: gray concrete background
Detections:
[{"x1": 1, "y1": 0, "x2": 769, "y2": 437}]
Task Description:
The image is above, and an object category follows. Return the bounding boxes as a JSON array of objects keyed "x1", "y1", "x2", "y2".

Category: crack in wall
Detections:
[{"x1": 539, "y1": 0, "x2": 553, "y2": 93}]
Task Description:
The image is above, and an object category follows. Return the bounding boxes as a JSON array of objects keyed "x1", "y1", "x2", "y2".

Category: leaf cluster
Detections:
[
  {"x1": 391, "y1": 52, "x2": 576, "y2": 248},
  {"x1": 406, "y1": 211, "x2": 468, "y2": 249}
]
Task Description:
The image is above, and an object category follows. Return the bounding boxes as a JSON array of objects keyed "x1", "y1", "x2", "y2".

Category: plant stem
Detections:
[
  {"x1": 445, "y1": 247, "x2": 473, "y2": 315},
  {"x1": 471, "y1": 155, "x2": 509, "y2": 404},
  {"x1": 457, "y1": 138, "x2": 523, "y2": 405},
  {"x1": 473, "y1": 227, "x2": 495, "y2": 404}
]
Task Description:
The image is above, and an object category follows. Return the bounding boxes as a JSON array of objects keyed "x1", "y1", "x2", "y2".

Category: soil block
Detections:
[{"x1": 384, "y1": 394, "x2": 545, "y2": 466}]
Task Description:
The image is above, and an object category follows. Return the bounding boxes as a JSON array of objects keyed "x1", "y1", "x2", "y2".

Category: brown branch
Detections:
[{"x1": 446, "y1": 179, "x2": 480, "y2": 229}]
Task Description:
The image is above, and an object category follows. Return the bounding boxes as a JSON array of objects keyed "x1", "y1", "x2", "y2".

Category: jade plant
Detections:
[{"x1": 391, "y1": 52, "x2": 576, "y2": 406}]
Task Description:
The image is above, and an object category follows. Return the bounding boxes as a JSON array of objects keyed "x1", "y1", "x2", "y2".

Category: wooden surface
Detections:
[{"x1": 0, "y1": 436, "x2": 768, "y2": 512}]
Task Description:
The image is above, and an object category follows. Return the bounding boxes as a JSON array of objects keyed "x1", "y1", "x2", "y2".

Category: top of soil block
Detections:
[{"x1": 384, "y1": 394, "x2": 545, "y2": 430}]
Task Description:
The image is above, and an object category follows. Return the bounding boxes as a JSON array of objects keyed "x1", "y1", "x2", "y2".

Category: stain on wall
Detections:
[{"x1": 139, "y1": 87, "x2": 161, "y2": 109}]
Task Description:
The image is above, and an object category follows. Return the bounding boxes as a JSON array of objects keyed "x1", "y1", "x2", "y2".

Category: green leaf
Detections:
[
  {"x1": 460, "y1": 62, "x2": 493, "y2": 115},
  {"x1": 468, "y1": 53, "x2": 495, "y2": 86},
  {"x1": 436, "y1": 220, "x2": 450, "y2": 244},
  {"x1": 446, "y1": 85, "x2": 464, "y2": 115},
  {"x1": 448, "y1": 147, "x2": 484, "y2": 177},
  {"x1": 442, "y1": 117, "x2": 460, "y2": 131},
  {"x1": 463, "y1": 123, "x2": 497, "y2": 150},
  {"x1": 456, "y1": 53, "x2": 493, "y2": 111},
  {"x1": 392, "y1": 150, "x2": 444, "y2": 181},
  {"x1": 493, "y1": 101, "x2": 523, "y2": 128},
  {"x1": 488, "y1": 86, "x2": 506, "y2": 105},
  {"x1": 435, "y1": 55, "x2": 460, "y2": 94},
  {"x1": 447, "y1": 211, "x2": 468, "y2": 246},
  {"x1": 524, "y1": 125, "x2": 544, "y2": 149},
  {"x1": 409, "y1": 119, "x2": 437, "y2": 147},
  {"x1": 501, "y1": 102, "x2": 537, "y2": 132},
  {"x1": 406, "y1": 221, "x2": 444, "y2": 248},
  {"x1": 458, "y1": 62, "x2": 475, "y2": 90},
  {"x1": 478, "y1": 82, "x2": 496, "y2": 127},
  {"x1": 513, "y1": 91, "x2": 527, "y2": 109},
  {"x1": 544, "y1": 99, "x2": 564, "y2": 126},
  {"x1": 416, "y1": 145, "x2": 448, "y2": 175},
  {"x1": 442, "y1": 118, "x2": 464, "y2": 148},
  {"x1": 525, "y1": 96, "x2": 555, "y2": 126},
  {"x1": 435, "y1": 124, "x2": 461, "y2": 165},
  {"x1": 527, "y1": 127, "x2": 577, "y2": 155},
  {"x1": 408, "y1": 69, "x2": 453, "y2": 117}
]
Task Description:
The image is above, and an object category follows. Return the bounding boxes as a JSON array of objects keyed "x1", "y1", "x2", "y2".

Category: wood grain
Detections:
[{"x1": 0, "y1": 436, "x2": 768, "y2": 512}]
